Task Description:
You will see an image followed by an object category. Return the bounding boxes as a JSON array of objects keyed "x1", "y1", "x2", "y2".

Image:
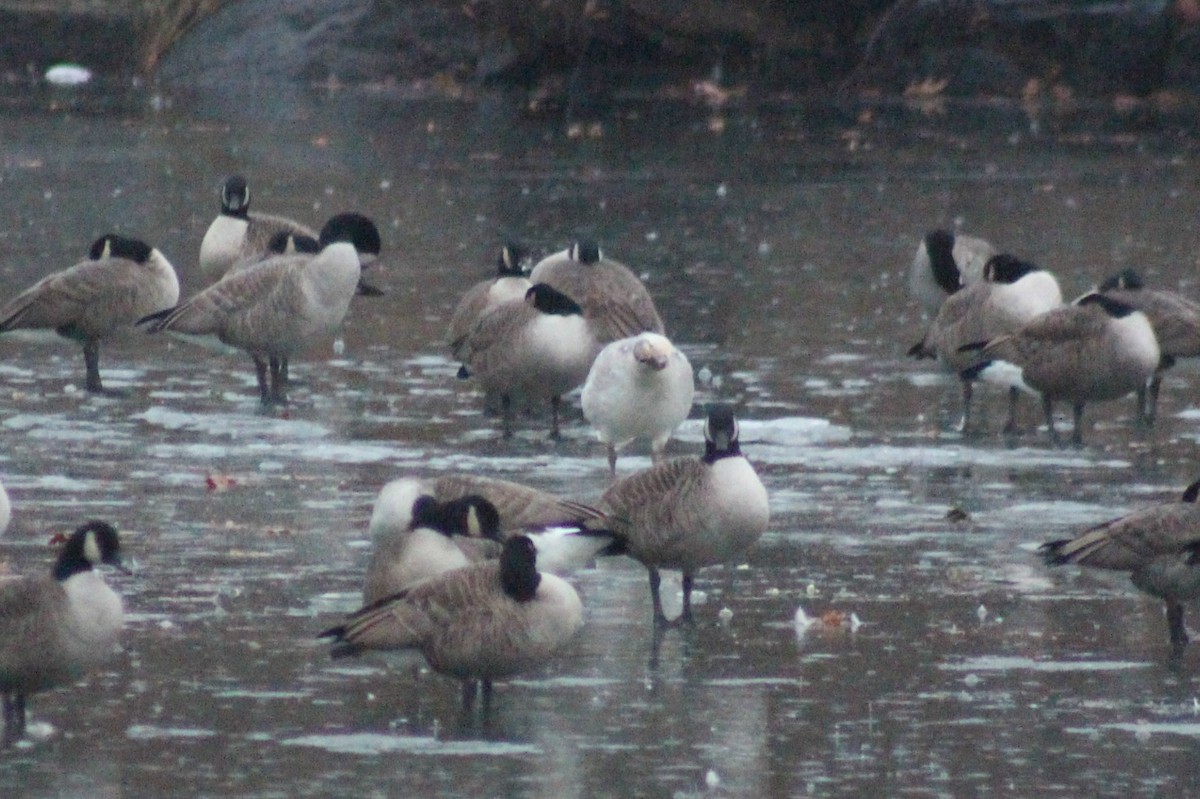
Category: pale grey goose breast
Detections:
[
  {"x1": 1041, "y1": 479, "x2": 1200, "y2": 656},
  {"x1": 0, "y1": 234, "x2": 179, "y2": 394},
  {"x1": 908, "y1": 228, "x2": 996, "y2": 317},
  {"x1": 599, "y1": 404, "x2": 769, "y2": 627},
  {"x1": 322, "y1": 535, "x2": 583, "y2": 708},
  {"x1": 0, "y1": 520, "x2": 127, "y2": 746},
  {"x1": 529, "y1": 240, "x2": 665, "y2": 345},
  {"x1": 1097, "y1": 268, "x2": 1200, "y2": 425}
]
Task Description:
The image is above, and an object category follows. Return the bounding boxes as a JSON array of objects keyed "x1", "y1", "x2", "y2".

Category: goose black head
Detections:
[
  {"x1": 1098, "y1": 268, "x2": 1145, "y2": 292},
  {"x1": 1076, "y1": 292, "x2": 1139, "y2": 318},
  {"x1": 983, "y1": 254, "x2": 1041, "y2": 285},
  {"x1": 570, "y1": 239, "x2": 602, "y2": 265},
  {"x1": 440, "y1": 495, "x2": 503, "y2": 542},
  {"x1": 924, "y1": 229, "x2": 961, "y2": 295},
  {"x1": 88, "y1": 234, "x2": 152, "y2": 264},
  {"x1": 527, "y1": 283, "x2": 583, "y2": 316},
  {"x1": 1182, "y1": 479, "x2": 1200, "y2": 504},
  {"x1": 498, "y1": 242, "x2": 528, "y2": 277},
  {"x1": 54, "y1": 520, "x2": 126, "y2": 580},
  {"x1": 499, "y1": 535, "x2": 540, "y2": 602},
  {"x1": 267, "y1": 231, "x2": 320, "y2": 256},
  {"x1": 220, "y1": 175, "x2": 250, "y2": 217},
  {"x1": 408, "y1": 495, "x2": 443, "y2": 531},
  {"x1": 319, "y1": 213, "x2": 382, "y2": 260},
  {"x1": 703, "y1": 403, "x2": 741, "y2": 463}
]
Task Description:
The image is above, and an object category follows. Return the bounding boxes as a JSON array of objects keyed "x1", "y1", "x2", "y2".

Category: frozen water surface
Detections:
[{"x1": 0, "y1": 86, "x2": 1199, "y2": 797}]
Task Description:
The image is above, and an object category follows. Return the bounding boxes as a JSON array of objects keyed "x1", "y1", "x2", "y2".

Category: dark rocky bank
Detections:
[{"x1": 6, "y1": 0, "x2": 1200, "y2": 101}]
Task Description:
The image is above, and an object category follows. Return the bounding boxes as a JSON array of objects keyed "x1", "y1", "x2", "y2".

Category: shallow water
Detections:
[{"x1": 2, "y1": 81, "x2": 1200, "y2": 796}]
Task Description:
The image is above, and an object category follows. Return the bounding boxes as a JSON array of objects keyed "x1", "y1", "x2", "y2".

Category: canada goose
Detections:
[
  {"x1": 141, "y1": 235, "x2": 364, "y2": 406},
  {"x1": 363, "y1": 494, "x2": 504, "y2": 604},
  {"x1": 364, "y1": 480, "x2": 616, "y2": 604},
  {"x1": 599, "y1": 404, "x2": 769, "y2": 627},
  {"x1": 0, "y1": 234, "x2": 180, "y2": 394},
  {"x1": 0, "y1": 520, "x2": 127, "y2": 746},
  {"x1": 447, "y1": 243, "x2": 531, "y2": 362},
  {"x1": 529, "y1": 240, "x2": 665, "y2": 345},
  {"x1": 456, "y1": 283, "x2": 596, "y2": 437},
  {"x1": 1041, "y1": 479, "x2": 1200, "y2": 656},
  {"x1": 322, "y1": 535, "x2": 584, "y2": 707},
  {"x1": 369, "y1": 475, "x2": 610, "y2": 535},
  {"x1": 908, "y1": 254, "x2": 1062, "y2": 432},
  {"x1": 961, "y1": 293, "x2": 1160, "y2": 446},
  {"x1": 908, "y1": 228, "x2": 996, "y2": 317},
  {"x1": 1097, "y1": 268, "x2": 1200, "y2": 425},
  {"x1": 581, "y1": 332, "x2": 695, "y2": 475},
  {"x1": 199, "y1": 174, "x2": 318, "y2": 283}
]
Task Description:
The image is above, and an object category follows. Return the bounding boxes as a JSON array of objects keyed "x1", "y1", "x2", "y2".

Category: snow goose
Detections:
[{"x1": 581, "y1": 331, "x2": 695, "y2": 475}]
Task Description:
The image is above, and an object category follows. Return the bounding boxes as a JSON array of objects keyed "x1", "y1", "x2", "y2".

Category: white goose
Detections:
[{"x1": 581, "y1": 331, "x2": 695, "y2": 475}]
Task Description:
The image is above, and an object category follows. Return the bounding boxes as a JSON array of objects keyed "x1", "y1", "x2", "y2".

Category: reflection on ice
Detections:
[
  {"x1": 281, "y1": 733, "x2": 542, "y2": 756},
  {"x1": 940, "y1": 656, "x2": 1150, "y2": 673}
]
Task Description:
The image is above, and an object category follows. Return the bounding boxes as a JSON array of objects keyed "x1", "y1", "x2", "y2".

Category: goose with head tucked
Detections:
[
  {"x1": 364, "y1": 480, "x2": 616, "y2": 604},
  {"x1": 599, "y1": 404, "x2": 769, "y2": 627},
  {"x1": 142, "y1": 222, "x2": 374, "y2": 406},
  {"x1": 529, "y1": 240, "x2": 665, "y2": 346},
  {"x1": 369, "y1": 475, "x2": 610, "y2": 538},
  {"x1": 908, "y1": 228, "x2": 996, "y2": 317},
  {"x1": 456, "y1": 283, "x2": 596, "y2": 437},
  {"x1": 0, "y1": 520, "x2": 128, "y2": 746},
  {"x1": 363, "y1": 494, "x2": 505, "y2": 604},
  {"x1": 322, "y1": 535, "x2": 584, "y2": 708},
  {"x1": 960, "y1": 292, "x2": 1160, "y2": 446},
  {"x1": 1041, "y1": 479, "x2": 1200, "y2": 657},
  {"x1": 908, "y1": 253, "x2": 1062, "y2": 433},
  {"x1": 0, "y1": 234, "x2": 179, "y2": 394},
  {"x1": 582, "y1": 331, "x2": 695, "y2": 475},
  {"x1": 1096, "y1": 268, "x2": 1200, "y2": 426}
]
